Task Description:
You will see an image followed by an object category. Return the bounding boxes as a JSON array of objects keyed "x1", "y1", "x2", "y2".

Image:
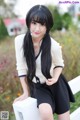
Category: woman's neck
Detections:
[
  {"x1": 32, "y1": 37, "x2": 41, "y2": 42},
  {"x1": 32, "y1": 38, "x2": 42, "y2": 47}
]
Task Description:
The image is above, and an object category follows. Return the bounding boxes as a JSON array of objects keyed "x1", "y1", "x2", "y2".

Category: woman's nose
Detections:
[{"x1": 35, "y1": 25, "x2": 40, "y2": 31}]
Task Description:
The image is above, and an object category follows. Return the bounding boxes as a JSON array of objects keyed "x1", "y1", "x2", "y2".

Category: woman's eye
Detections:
[
  {"x1": 40, "y1": 23, "x2": 46, "y2": 26},
  {"x1": 41, "y1": 24, "x2": 45, "y2": 26},
  {"x1": 32, "y1": 21, "x2": 36, "y2": 24}
]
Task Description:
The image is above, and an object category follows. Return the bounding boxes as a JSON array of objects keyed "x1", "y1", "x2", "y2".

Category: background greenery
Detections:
[{"x1": 0, "y1": 18, "x2": 8, "y2": 39}]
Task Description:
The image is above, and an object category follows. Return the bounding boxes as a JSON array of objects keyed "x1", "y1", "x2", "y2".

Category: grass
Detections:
[
  {"x1": 70, "y1": 91, "x2": 80, "y2": 113},
  {"x1": 0, "y1": 30, "x2": 80, "y2": 119}
]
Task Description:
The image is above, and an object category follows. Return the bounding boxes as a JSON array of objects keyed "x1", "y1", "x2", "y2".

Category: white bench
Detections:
[
  {"x1": 13, "y1": 97, "x2": 41, "y2": 120},
  {"x1": 13, "y1": 76, "x2": 80, "y2": 120},
  {"x1": 69, "y1": 76, "x2": 80, "y2": 120}
]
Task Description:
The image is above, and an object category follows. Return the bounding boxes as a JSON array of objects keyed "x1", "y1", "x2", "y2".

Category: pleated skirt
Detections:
[{"x1": 31, "y1": 74, "x2": 75, "y2": 114}]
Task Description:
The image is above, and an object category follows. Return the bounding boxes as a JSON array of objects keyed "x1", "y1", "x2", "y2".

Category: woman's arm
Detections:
[
  {"x1": 46, "y1": 39, "x2": 64, "y2": 86},
  {"x1": 20, "y1": 76, "x2": 30, "y2": 95},
  {"x1": 13, "y1": 76, "x2": 30, "y2": 103},
  {"x1": 53, "y1": 67, "x2": 63, "y2": 81},
  {"x1": 46, "y1": 67, "x2": 63, "y2": 86}
]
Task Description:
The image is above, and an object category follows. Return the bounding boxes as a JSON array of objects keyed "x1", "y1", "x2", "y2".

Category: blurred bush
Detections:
[
  {"x1": 0, "y1": 37, "x2": 22, "y2": 113},
  {"x1": 51, "y1": 28, "x2": 80, "y2": 80},
  {"x1": 62, "y1": 12, "x2": 72, "y2": 30},
  {"x1": 0, "y1": 18, "x2": 8, "y2": 40},
  {"x1": 48, "y1": 5, "x2": 72, "y2": 31},
  {"x1": 52, "y1": 8, "x2": 63, "y2": 31}
]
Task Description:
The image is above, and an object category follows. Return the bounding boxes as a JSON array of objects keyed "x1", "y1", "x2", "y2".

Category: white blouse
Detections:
[{"x1": 14, "y1": 34, "x2": 64, "y2": 83}]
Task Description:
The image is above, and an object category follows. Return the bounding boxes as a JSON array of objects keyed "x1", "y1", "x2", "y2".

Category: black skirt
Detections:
[{"x1": 31, "y1": 74, "x2": 75, "y2": 114}]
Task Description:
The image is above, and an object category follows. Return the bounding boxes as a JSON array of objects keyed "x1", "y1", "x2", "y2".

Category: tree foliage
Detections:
[
  {"x1": 78, "y1": 15, "x2": 80, "y2": 21},
  {"x1": 52, "y1": 8, "x2": 63, "y2": 31},
  {"x1": 0, "y1": 18, "x2": 8, "y2": 39},
  {"x1": 0, "y1": 0, "x2": 17, "y2": 18},
  {"x1": 47, "y1": 5, "x2": 73, "y2": 31},
  {"x1": 0, "y1": 0, "x2": 5, "y2": 5},
  {"x1": 47, "y1": 5, "x2": 63, "y2": 31},
  {"x1": 62, "y1": 12, "x2": 72, "y2": 30}
]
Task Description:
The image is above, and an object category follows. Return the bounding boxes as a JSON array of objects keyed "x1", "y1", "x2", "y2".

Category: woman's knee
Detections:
[
  {"x1": 39, "y1": 103, "x2": 53, "y2": 120},
  {"x1": 58, "y1": 111, "x2": 70, "y2": 120}
]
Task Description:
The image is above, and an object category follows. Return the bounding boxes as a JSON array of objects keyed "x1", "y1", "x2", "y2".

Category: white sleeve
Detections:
[
  {"x1": 51, "y1": 40, "x2": 64, "y2": 68},
  {"x1": 14, "y1": 35, "x2": 28, "y2": 76}
]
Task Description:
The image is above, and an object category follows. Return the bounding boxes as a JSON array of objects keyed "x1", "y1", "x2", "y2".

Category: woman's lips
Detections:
[{"x1": 34, "y1": 32, "x2": 40, "y2": 35}]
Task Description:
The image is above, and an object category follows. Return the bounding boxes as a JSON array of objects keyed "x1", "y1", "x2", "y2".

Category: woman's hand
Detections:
[
  {"x1": 46, "y1": 78, "x2": 57, "y2": 86},
  {"x1": 13, "y1": 93, "x2": 29, "y2": 103},
  {"x1": 46, "y1": 67, "x2": 63, "y2": 86}
]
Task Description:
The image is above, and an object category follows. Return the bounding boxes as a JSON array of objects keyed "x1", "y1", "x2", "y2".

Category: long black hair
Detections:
[{"x1": 23, "y1": 5, "x2": 54, "y2": 87}]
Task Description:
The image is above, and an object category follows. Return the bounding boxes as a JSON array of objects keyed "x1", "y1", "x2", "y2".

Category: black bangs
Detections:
[{"x1": 30, "y1": 11, "x2": 48, "y2": 26}]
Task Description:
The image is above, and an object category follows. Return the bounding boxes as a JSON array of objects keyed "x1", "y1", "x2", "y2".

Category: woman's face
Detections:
[{"x1": 30, "y1": 21, "x2": 47, "y2": 40}]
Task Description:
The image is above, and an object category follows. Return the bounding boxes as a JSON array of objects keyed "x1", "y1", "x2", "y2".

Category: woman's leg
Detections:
[
  {"x1": 58, "y1": 111, "x2": 70, "y2": 120},
  {"x1": 39, "y1": 103, "x2": 54, "y2": 120}
]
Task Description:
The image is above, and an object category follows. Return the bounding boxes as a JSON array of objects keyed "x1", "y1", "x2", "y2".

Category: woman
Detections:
[{"x1": 14, "y1": 5, "x2": 75, "y2": 120}]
